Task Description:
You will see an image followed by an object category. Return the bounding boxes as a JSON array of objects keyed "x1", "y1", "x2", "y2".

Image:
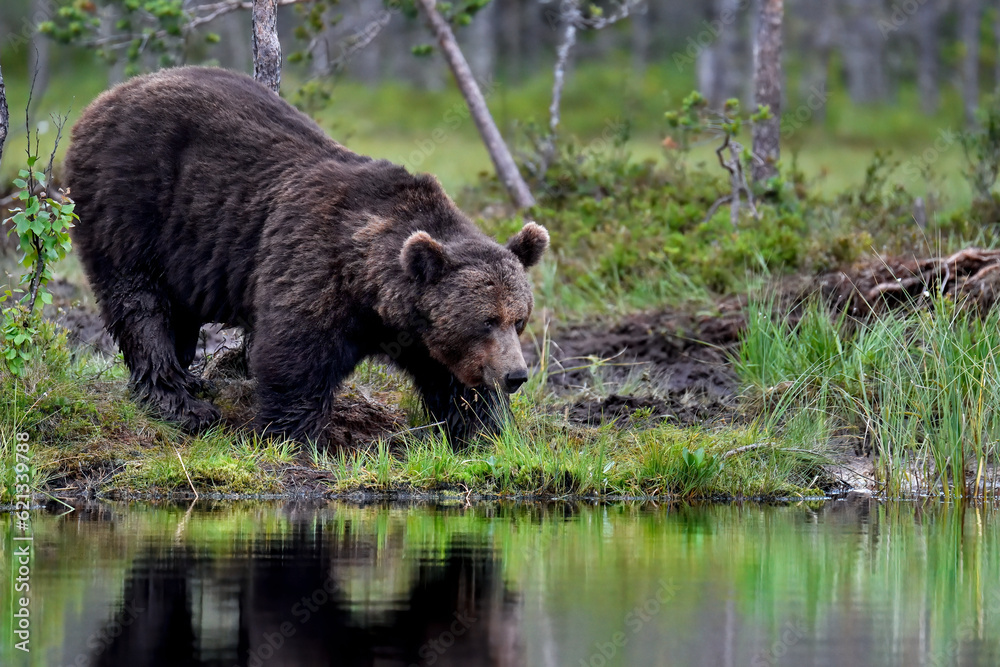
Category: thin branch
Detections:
[
  {"x1": 0, "y1": 56, "x2": 7, "y2": 168},
  {"x1": 23, "y1": 63, "x2": 38, "y2": 161},
  {"x1": 703, "y1": 194, "x2": 732, "y2": 223},
  {"x1": 23, "y1": 64, "x2": 44, "y2": 315},
  {"x1": 82, "y1": 0, "x2": 311, "y2": 51},
  {"x1": 416, "y1": 0, "x2": 535, "y2": 209},
  {"x1": 579, "y1": 0, "x2": 641, "y2": 29},
  {"x1": 545, "y1": 0, "x2": 643, "y2": 165},
  {"x1": 45, "y1": 110, "x2": 70, "y2": 184},
  {"x1": 549, "y1": 0, "x2": 580, "y2": 138},
  {"x1": 311, "y1": 10, "x2": 392, "y2": 78},
  {"x1": 732, "y1": 140, "x2": 759, "y2": 219},
  {"x1": 173, "y1": 444, "x2": 200, "y2": 500}
]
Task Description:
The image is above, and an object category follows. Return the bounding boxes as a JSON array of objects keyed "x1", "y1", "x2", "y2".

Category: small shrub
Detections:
[{"x1": 2, "y1": 151, "x2": 76, "y2": 376}]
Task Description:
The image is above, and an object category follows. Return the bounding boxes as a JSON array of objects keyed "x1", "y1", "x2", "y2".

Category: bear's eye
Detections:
[
  {"x1": 484, "y1": 317, "x2": 500, "y2": 332},
  {"x1": 515, "y1": 319, "x2": 526, "y2": 333}
]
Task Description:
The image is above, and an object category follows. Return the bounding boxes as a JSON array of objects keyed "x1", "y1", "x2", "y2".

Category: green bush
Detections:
[{"x1": 464, "y1": 93, "x2": 995, "y2": 317}]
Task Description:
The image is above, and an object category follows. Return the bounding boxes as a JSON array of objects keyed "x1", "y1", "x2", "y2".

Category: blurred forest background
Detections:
[
  {"x1": 1, "y1": 0, "x2": 1000, "y2": 500},
  {"x1": 0, "y1": 0, "x2": 998, "y2": 199}
]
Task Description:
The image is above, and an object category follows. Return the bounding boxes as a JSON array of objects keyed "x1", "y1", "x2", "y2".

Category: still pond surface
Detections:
[{"x1": 1, "y1": 500, "x2": 999, "y2": 666}]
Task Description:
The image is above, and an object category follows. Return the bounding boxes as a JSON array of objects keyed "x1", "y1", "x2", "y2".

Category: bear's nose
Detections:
[{"x1": 503, "y1": 369, "x2": 528, "y2": 393}]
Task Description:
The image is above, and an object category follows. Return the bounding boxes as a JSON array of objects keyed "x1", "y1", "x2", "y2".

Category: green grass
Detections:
[
  {"x1": 735, "y1": 293, "x2": 1000, "y2": 499},
  {"x1": 299, "y1": 401, "x2": 823, "y2": 500},
  {"x1": 115, "y1": 428, "x2": 296, "y2": 495}
]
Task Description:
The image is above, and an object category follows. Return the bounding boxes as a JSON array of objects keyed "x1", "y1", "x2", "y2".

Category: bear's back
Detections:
[
  {"x1": 68, "y1": 67, "x2": 367, "y2": 181},
  {"x1": 65, "y1": 67, "x2": 376, "y2": 325}
]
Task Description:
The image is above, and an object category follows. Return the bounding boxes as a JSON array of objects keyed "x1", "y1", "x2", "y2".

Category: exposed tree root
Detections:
[{"x1": 821, "y1": 247, "x2": 1000, "y2": 314}]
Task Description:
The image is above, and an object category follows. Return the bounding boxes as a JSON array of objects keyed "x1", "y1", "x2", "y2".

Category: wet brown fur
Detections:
[{"x1": 64, "y1": 66, "x2": 548, "y2": 445}]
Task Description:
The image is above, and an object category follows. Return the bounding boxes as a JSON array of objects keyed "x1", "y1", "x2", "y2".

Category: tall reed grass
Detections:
[{"x1": 736, "y1": 293, "x2": 1000, "y2": 498}]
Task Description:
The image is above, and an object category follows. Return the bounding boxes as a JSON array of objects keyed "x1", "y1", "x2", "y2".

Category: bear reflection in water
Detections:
[{"x1": 83, "y1": 525, "x2": 521, "y2": 666}]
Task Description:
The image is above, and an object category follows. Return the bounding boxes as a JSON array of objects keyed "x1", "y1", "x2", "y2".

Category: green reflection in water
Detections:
[{"x1": 1, "y1": 501, "x2": 999, "y2": 666}]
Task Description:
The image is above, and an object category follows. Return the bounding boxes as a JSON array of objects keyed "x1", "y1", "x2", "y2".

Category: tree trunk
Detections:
[
  {"x1": 995, "y1": 7, "x2": 1000, "y2": 92},
  {"x1": 959, "y1": 0, "x2": 982, "y2": 125},
  {"x1": 915, "y1": 1, "x2": 941, "y2": 115},
  {"x1": 752, "y1": 0, "x2": 782, "y2": 183},
  {"x1": 463, "y1": 2, "x2": 497, "y2": 85},
  {"x1": 521, "y1": 3, "x2": 545, "y2": 77},
  {"x1": 216, "y1": 10, "x2": 252, "y2": 72},
  {"x1": 841, "y1": 0, "x2": 888, "y2": 104},
  {"x1": 697, "y1": 0, "x2": 747, "y2": 108},
  {"x1": 28, "y1": 0, "x2": 51, "y2": 105},
  {"x1": 100, "y1": 4, "x2": 126, "y2": 86},
  {"x1": 500, "y1": 0, "x2": 522, "y2": 81},
  {"x1": 415, "y1": 0, "x2": 535, "y2": 209},
  {"x1": 630, "y1": 4, "x2": 651, "y2": 73},
  {"x1": 797, "y1": 0, "x2": 834, "y2": 122},
  {"x1": 348, "y1": 0, "x2": 383, "y2": 84},
  {"x1": 0, "y1": 56, "x2": 8, "y2": 169},
  {"x1": 549, "y1": 0, "x2": 579, "y2": 138},
  {"x1": 389, "y1": 14, "x2": 445, "y2": 91},
  {"x1": 252, "y1": 0, "x2": 281, "y2": 93}
]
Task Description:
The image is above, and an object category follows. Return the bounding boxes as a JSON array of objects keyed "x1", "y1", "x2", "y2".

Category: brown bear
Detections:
[{"x1": 64, "y1": 66, "x2": 548, "y2": 446}]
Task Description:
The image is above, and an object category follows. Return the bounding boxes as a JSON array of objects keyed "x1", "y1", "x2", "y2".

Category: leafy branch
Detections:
[{"x1": 1, "y1": 97, "x2": 76, "y2": 376}]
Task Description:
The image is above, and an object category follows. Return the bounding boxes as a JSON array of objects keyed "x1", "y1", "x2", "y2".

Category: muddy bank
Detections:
[{"x1": 540, "y1": 304, "x2": 744, "y2": 427}]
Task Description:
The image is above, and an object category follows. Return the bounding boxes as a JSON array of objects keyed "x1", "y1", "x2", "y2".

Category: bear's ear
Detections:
[
  {"x1": 506, "y1": 221, "x2": 550, "y2": 268},
  {"x1": 401, "y1": 230, "x2": 449, "y2": 283}
]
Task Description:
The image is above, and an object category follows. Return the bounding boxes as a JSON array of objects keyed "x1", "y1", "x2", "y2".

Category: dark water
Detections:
[{"x1": 2, "y1": 500, "x2": 1000, "y2": 666}]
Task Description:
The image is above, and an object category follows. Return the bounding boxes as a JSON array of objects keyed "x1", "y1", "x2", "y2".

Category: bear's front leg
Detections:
[{"x1": 398, "y1": 351, "x2": 511, "y2": 448}]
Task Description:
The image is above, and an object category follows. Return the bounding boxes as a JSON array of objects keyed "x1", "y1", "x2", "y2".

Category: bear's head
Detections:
[{"x1": 401, "y1": 221, "x2": 549, "y2": 393}]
